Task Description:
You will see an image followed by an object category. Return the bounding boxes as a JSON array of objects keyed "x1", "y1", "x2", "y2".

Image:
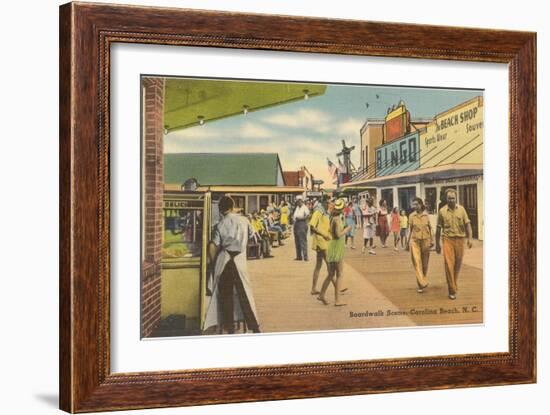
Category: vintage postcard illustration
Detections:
[{"x1": 140, "y1": 76, "x2": 483, "y2": 338}]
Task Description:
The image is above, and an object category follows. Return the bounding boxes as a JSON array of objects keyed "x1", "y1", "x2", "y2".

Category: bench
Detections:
[
  {"x1": 247, "y1": 240, "x2": 262, "y2": 259},
  {"x1": 268, "y1": 231, "x2": 280, "y2": 246}
]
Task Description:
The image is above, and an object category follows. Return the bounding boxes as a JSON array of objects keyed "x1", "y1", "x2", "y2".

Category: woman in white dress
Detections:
[{"x1": 362, "y1": 198, "x2": 377, "y2": 255}]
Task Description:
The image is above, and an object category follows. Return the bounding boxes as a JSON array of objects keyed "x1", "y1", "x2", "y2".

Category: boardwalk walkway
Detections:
[{"x1": 247, "y1": 232, "x2": 483, "y2": 334}]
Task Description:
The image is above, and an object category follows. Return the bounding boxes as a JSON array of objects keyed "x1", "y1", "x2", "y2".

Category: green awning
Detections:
[
  {"x1": 162, "y1": 78, "x2": 326, "y2": 132},
  {"x1": 164, "y1": 153, "x2": 284, "y2": 186}
]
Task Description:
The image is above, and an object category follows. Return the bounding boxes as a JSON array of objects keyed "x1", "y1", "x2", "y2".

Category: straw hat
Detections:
[{"x1": 334, "y1": 198, "x2": 345, "y2": 211}]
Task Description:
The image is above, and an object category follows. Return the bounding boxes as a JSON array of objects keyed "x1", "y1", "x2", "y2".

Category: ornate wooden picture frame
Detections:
[{"x1": 59, "y1": 2, "x2": 536, "y2": 412}]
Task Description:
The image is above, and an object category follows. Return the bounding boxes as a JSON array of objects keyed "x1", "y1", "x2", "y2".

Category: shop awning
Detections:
[
  {"x1": 339, "y1": 186, "x2": 375, "y2": 193},
  {"x1": 164, "y1": 153, "x2": 285, "y2": 186},
  {"x1": 340, "y1": 164, "x2": 483, "y2": 189},
  {"x1": 163, "y1": 78, "x2": 327, "y2": 132}
]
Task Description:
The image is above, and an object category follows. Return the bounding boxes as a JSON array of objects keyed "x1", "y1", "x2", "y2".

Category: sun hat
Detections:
[{"x1": 334, "y1": 198, "x2": 345, "y2": 211}]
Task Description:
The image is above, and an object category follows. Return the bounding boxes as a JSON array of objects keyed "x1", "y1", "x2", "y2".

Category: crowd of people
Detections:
[
  {"x1": 245, "y1": 201, "x2": 293, "y2": 259},
  {"x1": 243, "y1": 190, "x2": 474, "y2": 306},
  {"x1": 204, "y1": 189, "x2": 474, "y2": 334},
  {"x1": 341, "y1": 197, "x2": 411, "y2": 255},
  {"x1": 295, "y1": 189, "x2": 473, "y2": 305}
]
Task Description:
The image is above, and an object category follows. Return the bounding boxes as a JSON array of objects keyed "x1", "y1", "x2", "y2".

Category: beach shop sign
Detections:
[{"x1": 420, "y1": 96, "x2": 484, "y2": 168}]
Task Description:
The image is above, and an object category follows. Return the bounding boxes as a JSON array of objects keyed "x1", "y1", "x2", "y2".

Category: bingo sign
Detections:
[{"x1": 375, "y1": 132, "x2": 420, "y2": 177}]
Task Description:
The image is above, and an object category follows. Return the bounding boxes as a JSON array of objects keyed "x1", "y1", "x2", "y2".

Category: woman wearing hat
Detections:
[{"x1": 318, "y1": 198, "x2": 352, "y2": 307}]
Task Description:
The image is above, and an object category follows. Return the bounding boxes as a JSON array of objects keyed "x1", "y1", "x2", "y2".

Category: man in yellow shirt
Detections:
[
  {"x1": 252, "y1": 212, "x2": 273, "y2": 258},
  {"x1": 435, "y1": 188, "x2": 473, "y2": 300},
  {"x1": 309, "y1": 195, "x2": 331, "y2": 295},
  {"x1": 406, "y1": 198, "x2": 433, "y2": 293}
]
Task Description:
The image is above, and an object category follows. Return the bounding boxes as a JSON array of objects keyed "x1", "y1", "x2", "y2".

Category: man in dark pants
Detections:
[{"x1": 292, "y1": 196, "x2": 310, "y2": 261}]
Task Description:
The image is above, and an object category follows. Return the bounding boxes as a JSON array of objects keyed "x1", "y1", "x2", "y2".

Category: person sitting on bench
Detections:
[
  {"x1": 266, "y1": 211, "x2": 284, "y2": 245},
  {"x1": 251, "y1": 211, "x2": 273, "y2": 258}
]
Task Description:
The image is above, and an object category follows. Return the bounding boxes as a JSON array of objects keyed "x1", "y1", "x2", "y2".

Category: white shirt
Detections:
[
  {"x1": 212, "y1": 212, "x2": 253, "y2": 253},
  {"x1": 293, "y1": 204, "x2": 310, "y2": 221}
]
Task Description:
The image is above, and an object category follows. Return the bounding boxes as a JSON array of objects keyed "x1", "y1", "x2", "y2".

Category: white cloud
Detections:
[
  {"x1": 335, "y1": 117, "x2": 363, "y2": 137},
  {"x1": 262, "y1": 108, "x2": 330, "y2": 133},
  {"x1": 166, "y1": 124, "x2": 224, "y2": 141},
  {"x1": 238, "y1": 122, "x2": 274, "y2": 139},
  {"x1": 166, "y1": 121, "x2": 276, "y2": 145},
  {"x1": 261, "y1": 109, "x2": 364, "y2": 140}
]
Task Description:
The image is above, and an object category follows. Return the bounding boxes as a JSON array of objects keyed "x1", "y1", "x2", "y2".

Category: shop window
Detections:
[
  {"x1": 247, "y1": 195, "x2": 258, "y2": 214},
  {"x1": 259, "y1": 195, "x2": 269, "y2": 211},
  {"x1": 231, "y1": 195, "x2": 246, "y2": 213},
  {"x1": 425, "y1": 187, "x2": 437, "y2": 214},
  {"x1": 163, "y1": 203, "x2": 204, "y2": 259}
]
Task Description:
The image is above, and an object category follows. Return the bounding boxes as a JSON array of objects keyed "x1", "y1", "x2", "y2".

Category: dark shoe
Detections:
[{"x1": 294, "y1": 257, "x2": 302, "y2": 261}]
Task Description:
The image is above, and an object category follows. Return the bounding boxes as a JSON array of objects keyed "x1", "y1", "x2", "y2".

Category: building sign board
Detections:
[
  {"x1": 420, "y1": 96, "x2": 483, "y2": 168},
  {"x1": 375, "y1": 132, "x2": 420, "y2": 177},
  {"x1": 384, "y1": 104, "x2": 410, "y2": 142}
]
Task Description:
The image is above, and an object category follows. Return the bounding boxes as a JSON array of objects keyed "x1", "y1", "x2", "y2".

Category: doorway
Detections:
[
  {"x1": 459, "y1": 184, "x2": 479, "y2": 239},
  {"x1": 380, "y1": 188, "x2": 394, "y2": 210},
  {"x1": 397, "y1": 187, "x2": 416, "y2": 214}
]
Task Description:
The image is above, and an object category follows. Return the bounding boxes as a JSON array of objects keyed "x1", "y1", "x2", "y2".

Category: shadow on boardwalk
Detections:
[{"x1": 248, "y1": 232, "x2": 483, "y2": 334}]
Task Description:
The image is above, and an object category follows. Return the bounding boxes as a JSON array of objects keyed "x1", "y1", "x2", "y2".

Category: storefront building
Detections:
[
  {"x1": 283, "y1": 165, "x2": 315, "y2": 200},
  {"x1": 342, "y1": 96, "x2": 484, "y2": 240},
  {"x1": 164, "y1": 152, "x2": 304, "y2": 214}
]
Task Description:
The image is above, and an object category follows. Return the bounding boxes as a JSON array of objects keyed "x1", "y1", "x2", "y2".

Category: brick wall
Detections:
[{"x1": 141, "y1": 77, "x2": 165, "y2": 338}]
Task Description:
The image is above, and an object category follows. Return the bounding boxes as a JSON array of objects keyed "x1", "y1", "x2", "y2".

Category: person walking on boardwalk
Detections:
[
  {"x1": 390, "y1": 206, "x2": 401, "y2": 251},
  {"x1": 204, "y1": 196, "x2": 260, "y2": 334},
  {"x1": 377, "y1": 199, "x2": 390, "y2": 248},
  {"x1": 361, "y1": 198, "x2": 377, "y2": 255},
  {"x1": 352, "y1": 196, "x2": 363, "y2": 228},
  {"x1": 279, "y1": 200, "x2": 289, "y2": 232},
  {"x1": 399, "y1": 209, "x2": 408, "y2": 249},
  {"x1": 317, "y1": 199, "x2": 352, "y2": 307},
  {"x1": 309, "y1": 195, "x2": 331, "y2": 295},
  {"x1": 406, "y1": 197, "x2": 433, "y2": 293},
  {"x1": 292, "y1": 196, "x2": 310, "y2": 261},
  {"x1": 435, "y1": 189, "x2": 473, "y2": 300},
  {"x1": 344, "y1": 201, "x2": 356, "y2": 249}
]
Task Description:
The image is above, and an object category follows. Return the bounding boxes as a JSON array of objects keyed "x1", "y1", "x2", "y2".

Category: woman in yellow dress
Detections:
[{"x1": 280, "y1": 200, "x2": 289, "y2": 232}]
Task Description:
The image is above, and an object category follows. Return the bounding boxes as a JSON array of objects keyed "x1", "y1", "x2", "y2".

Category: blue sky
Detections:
[{"x1": 164, "y1": 82, "x2": 482, "y2": 186}]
